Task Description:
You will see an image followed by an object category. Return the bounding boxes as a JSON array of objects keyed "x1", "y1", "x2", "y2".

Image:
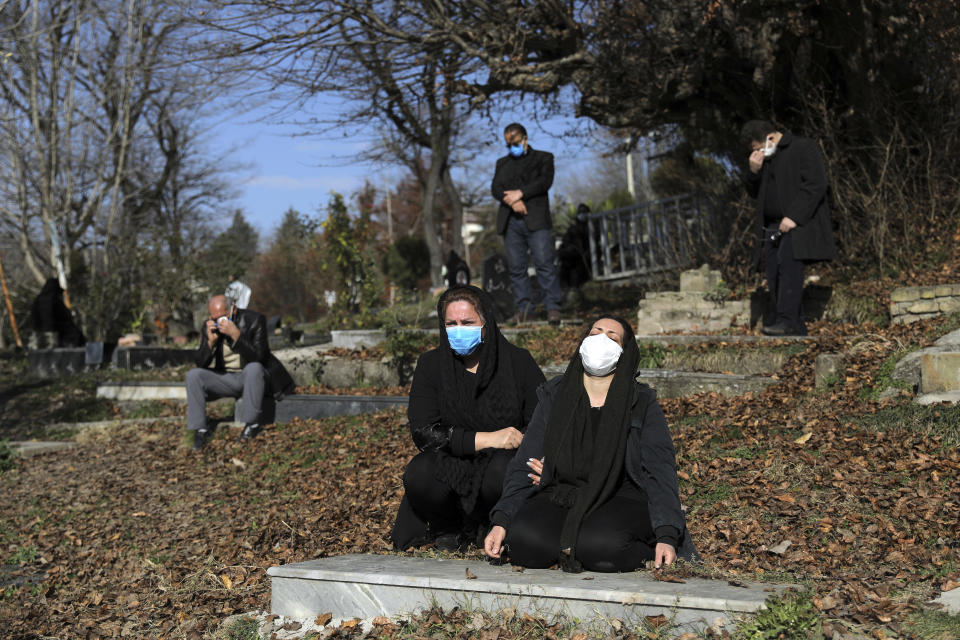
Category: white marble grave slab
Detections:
[{"x1": 269, "y1": 554, "x2": 789, "y2": 632}]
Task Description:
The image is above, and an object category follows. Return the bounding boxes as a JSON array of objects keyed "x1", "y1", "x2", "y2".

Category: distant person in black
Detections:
[
  {"x1": 444, "y1": 250, "x2": 470, "y2": 287},
  {"x1": 740, "y1": 120, "x2": 837, "y2": 336},
  {"x1": 391, "y1": 285, "x2": 545, "y2": 551},
  {"x1": 484, "y1": 315, "x2": 698, "y2": 572},
  {"x1": 30, "y1": 278, "x2": 84, "y2": 348},
  {"x1": 491, "y1": 123, "x2": 565, "y2": 323},
  {"x1": 557, "y1": 203, "x2": 593, "y2": 290}
]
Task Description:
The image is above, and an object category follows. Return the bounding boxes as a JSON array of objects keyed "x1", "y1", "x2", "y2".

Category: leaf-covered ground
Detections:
[{"x1": 1, "y1": 314, "x2": 960, "y2": 639}]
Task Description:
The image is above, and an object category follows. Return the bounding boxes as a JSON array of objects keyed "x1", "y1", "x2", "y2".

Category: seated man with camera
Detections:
[{"x1": 186, "y1": 294, "x2": 294, "y2": 451}]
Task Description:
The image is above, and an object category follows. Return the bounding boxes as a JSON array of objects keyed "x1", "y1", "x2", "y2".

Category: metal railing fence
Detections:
[{"x1": 585, "y1": 194, "x2": 712, "y2": 281}]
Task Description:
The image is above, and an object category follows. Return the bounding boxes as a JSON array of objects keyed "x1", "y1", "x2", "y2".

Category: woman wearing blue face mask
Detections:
[
  {"x1": 483, "y1": 315, "x2": 699, "y2": 572},
  {"x1": 391, "y1": 285, "x2": 545, "y2": 551}
]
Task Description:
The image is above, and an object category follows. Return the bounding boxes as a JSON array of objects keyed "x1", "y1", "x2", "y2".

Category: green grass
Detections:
[
  {"x1": 214, "y1": 617, "x2": 260, "y2": 640},
  {"x1": 736, "y1": 590, "x2": 822, "y2": 640},
  {"x1": 122, "y1": 400, "x2": 175, "y2": 420},
  {"x1": 0, "y1": 439, "x2": 13, "y2": 472},
  {"x1": 822, "y1": 285, "x2": 888, "y2": 325},
  {"x1": 637, "y1": 341, "x2": 667, "y2": 369},
  {"x1": 856, "y1": 402, "x2": 960, "y2": 448},
  {"x1": 858, "y1": 348, "x2": 917, "y2": 401},
  {"x1": 8, "y1": 544, "x2": 38, "y2": 565},
  {"x1": 906, "y1": 610, "x2": 960, "y2": 640}
]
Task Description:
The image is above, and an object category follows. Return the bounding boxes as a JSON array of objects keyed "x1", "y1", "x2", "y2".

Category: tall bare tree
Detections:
[
  {"x1": 202, "y1": 1, "x2": 486, "y2": 286},
  {"x1": 0, "y1": 0, "x2": 237, "y2": 338}
]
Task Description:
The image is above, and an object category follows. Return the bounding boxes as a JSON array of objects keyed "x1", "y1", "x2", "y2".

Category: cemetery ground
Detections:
[{"x1": 2, "y1": 311, "x2": 960, "y2": 638}]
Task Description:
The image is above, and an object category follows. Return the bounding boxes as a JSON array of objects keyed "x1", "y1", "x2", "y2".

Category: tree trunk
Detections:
[{"x1": 443, "y1": 166, "x2": 464, "y2": 258}]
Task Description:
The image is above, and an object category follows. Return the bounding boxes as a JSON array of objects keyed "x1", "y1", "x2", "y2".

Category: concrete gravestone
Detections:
[{"x1": 483, "y1": 253, "x2": 514, "y2": 321}]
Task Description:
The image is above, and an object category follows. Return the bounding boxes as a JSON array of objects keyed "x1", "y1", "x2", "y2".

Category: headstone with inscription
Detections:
[{"x1": 482, "y1": 253, "x2": 514, "y2": 322}]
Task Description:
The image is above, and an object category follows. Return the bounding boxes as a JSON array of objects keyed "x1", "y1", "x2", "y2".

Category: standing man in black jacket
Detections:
[
  {"x1": 741, "y1": 121, "x2": 837, "y2": 336},
  {"x1": 186, "y1": 294, "x2": 294, "y2": 450},
  {"x1": 491, "y1": 123, "x2": 564, "y2": 323}
]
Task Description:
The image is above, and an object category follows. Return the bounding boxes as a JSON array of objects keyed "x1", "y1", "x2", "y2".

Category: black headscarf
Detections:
[
  {"x1": 541, "y1": 315, "x2": 643, "y2": 572},
  {"x1": 434, "y1": 285, "x2": 523, "y2": 512}
]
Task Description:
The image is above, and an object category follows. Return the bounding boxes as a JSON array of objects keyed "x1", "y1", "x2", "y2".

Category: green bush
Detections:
[
  {"x1": 383, "y1": 236, "x2": 431, "y2": 292},
  {"x1": 383, "y1": 324, "x2": 435, "y2": 385},
  {"x1": 737, "y1": 590, "x2": 822, "y2": 640},
  {"x1": 0, "y1": 439, "x2": 14, "y2": 473},
  {"x1": 637, "y1": 342, "x2": 667, "y2": 369}
]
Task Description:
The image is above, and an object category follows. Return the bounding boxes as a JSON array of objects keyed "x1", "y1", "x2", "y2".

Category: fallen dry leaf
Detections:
[
  {"x1": 794, "y1": 431, "x2": 813, "y2": 444},
  {"x1": 646, "y1": 614, "x2": 669, "y2": 628},
  {"x1": 315, "y1": 613, "x2": 333, "y2": 626},
  {"x1": 465, "y1": 567, "x2": 477, "y2": 580},
  {"x1": 768, "y1": 540, "x2": 793, "y2": 555}
]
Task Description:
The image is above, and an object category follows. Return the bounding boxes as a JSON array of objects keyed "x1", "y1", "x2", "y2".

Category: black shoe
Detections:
[
  {"x1": 238, "y1": 423, "x2": 262, "y2": 442},
  {"x1": 191, "y1": 429, "x2": 211, "y2": 451},
  {"x1": 761, "y1": 322, "x2": 792, "y2": 336},
  {"x1": 547, "y1": 309, "x2": 562, "y2": 324}
]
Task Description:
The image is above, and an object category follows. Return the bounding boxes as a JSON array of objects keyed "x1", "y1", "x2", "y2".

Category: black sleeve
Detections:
[
  {"x1": 195, "y1": 324, "x2": 215, "y2": 368},
  {"x1": 491, "y1": 157, "x2": 507, "y2": 203},
  {"x1": 625, "y1": 393, "x2": 685, "y2": 542},
  {"x1": 489, "y1": 378, "x2": 557, "y2": 527},
  {"x1": 744, "y1": 169, "x2": 762, "y2": 199},
  {"x1": 784, "y1": 139, "x2": 828, "y2": 226},
  {"x1": 520, "y1": 151, "x2": 554, "y2": 200},
  {"x1": 407, "y1": 351, "x2": 476, "y2": 455},
  {"x1": 515, "y1": 347, "x2": 547, "y2": 429},
  {"x1": 232, "y1": 312, "x2": 268, "y2": 364}
]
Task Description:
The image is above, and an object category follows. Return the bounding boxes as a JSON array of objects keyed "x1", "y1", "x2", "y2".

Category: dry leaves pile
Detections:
[{"x1": 1, "y1": 315, "x2": 959, "y2": 638}]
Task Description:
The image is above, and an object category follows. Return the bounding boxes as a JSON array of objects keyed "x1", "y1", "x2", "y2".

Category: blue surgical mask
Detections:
[
  {"x1": 447, "y1": 325, "x2": 484, "y2": 356},
  {"x1": 508, "y1": 144, "x2": 525, "y2": 157}
]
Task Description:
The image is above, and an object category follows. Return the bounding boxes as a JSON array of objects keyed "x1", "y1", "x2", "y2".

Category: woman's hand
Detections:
[
  {"x1": 526, "y1": 457, "x2": 544, "y2": 485},
  {"x1": 654, "y1": 542, "x2": 676, "y2": 568},
  {"x1": 484, "y1": 526, "x2": 507, "y2": 559},
  {"x1": 475, "y1": 427, "x2": 523, "y2": 450}
]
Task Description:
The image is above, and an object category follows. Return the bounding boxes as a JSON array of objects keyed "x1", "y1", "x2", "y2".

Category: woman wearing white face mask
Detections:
[
  {"x1": 484, "y1": 315, "x2": 698, "y2": 572},
  {"x1": 391, "y1": 285, "x2": 545, "y2": 552}
]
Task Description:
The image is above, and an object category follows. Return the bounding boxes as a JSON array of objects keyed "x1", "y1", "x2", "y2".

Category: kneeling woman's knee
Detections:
[
  {"x1": 402, "y1": 452, "x2": 449, "y2": 505},
  {"x1": 506, "y1": 515, "x2": 557, "y2": 569},
  {"x1": 576, "y1": 522, "x2": 649, "y2": 573}
]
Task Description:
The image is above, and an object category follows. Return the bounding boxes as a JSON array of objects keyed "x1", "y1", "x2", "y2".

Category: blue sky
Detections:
[{"x1": 210, "y1": 96, "x2": 623, "y2": 239}]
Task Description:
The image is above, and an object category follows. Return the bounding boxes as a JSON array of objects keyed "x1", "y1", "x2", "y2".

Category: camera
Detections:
[{"x1": 768, "y1": 230, "x2": 782, "y2": 243}]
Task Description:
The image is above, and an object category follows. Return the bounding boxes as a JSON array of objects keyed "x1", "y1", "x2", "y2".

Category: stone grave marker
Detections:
[{"x1": 483, "y1": 253, "x2": 514, "y2": 321}]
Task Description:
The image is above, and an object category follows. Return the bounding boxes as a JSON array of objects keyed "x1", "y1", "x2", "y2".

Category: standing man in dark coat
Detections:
[
  {"x1": 186, "y1": 294, "x2": 294, "y2": 450},
  {"x1": 491, "y1": 123, "x2": 565, "y2": 324},
  {"x1": 741, "y1": 121, "x2": 837, "y2": 336}
]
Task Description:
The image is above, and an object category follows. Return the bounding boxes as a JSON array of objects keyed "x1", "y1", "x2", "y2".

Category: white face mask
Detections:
[
  {"x1": 763, "y1": 139, "x2": 777, "y2": 157},
  {"x1": 579, "y1": 333, "x2": 623, "y2": 377}
]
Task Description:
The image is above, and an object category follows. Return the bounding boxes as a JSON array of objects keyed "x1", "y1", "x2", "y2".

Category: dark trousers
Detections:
[
  {"x1": 185, "y1": 363, "x2": 265, "y2": 430},
  {"x1": 504, "y1": 215, "x2": 565, "y2": 313},
  {"x1": 765, "y1": 229, "x2": 807, "y2": 335},
  {"x1": 391, "y1": 449, "x2": 514, "y2": 549},
  {"x1": 505, "y1": 490, "x2": 656, "y2": 572}
]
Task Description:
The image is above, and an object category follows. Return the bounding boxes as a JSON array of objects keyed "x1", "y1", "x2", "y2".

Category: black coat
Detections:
[
  {"x1": 407, "y1": 345, "x2": 544, "y2": 456},
  {"x1": 194, "y1": 307, "x2": 294, "y2": 400},
  {"x1": 745, "y1": 131, "x2": 837, "y2": 270},
  {"x1": 489, "y1": 376, "x2": 698, "y2": 561},
  {"x1": 491, "y1": 147, "x2": 555, "y2": 235}
]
